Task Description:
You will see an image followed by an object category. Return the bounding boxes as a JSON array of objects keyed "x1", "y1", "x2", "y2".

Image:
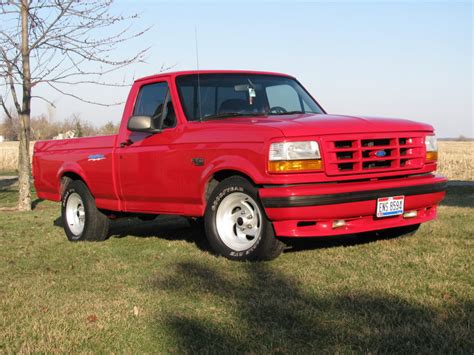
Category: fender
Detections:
[
  {"x1": 57, "y1": 162, "x2": 92, "y2": 199},
  {"x1": 199, "y1": 154, "x2": 264, "y2": 207}
]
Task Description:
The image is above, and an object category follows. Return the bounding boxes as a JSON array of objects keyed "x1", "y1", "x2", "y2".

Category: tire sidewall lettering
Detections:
[
  {"x1": 211, "y1": 186, "x2": 244, "y2": 212},
  {"x1": 62, "y1": 188, "x2": 76, "y2": 207}
]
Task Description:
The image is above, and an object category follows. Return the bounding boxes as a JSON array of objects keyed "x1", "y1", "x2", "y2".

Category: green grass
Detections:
[{"x1": 0, "y1": 184, "x2": 472, "y2": 353}]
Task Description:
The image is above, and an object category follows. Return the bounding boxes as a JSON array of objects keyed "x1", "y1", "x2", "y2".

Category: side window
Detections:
[
  {"x1": 133, "y1": 82, "x2": 176, "y2": 129},
  {"x1": 266, "y1": 84, "x2": 302, "y2": 112}
]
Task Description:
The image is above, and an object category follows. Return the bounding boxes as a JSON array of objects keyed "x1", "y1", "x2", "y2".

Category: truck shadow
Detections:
[
  {"x1": 107, "y1": 215, "x2": 415, "y2": 254},
  {"x1": 148, "y1": 261, "x2": 471, "y2": 353},
  {"x1": 441, "y1": 184, "x2": 474, "y2": 208},
  {"x1": 281, "y1": 230, "x2": 410, "y2": 253},
  {"x1": 108, "y1": 215, "x2": 210, "y2": 252},
  {"x1": 53, "y1": 214, "x2": 420, "y2": 255}
]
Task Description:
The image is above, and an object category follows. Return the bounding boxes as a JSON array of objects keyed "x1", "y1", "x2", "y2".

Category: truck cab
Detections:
[{"x1": 33, "y1": 70, "x2": 447, "y2": 261}]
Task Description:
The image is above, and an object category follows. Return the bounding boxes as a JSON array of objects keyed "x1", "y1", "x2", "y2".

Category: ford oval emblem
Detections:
[{"x1": 374, "y1": 150, "x2": 387, "y2": 157}]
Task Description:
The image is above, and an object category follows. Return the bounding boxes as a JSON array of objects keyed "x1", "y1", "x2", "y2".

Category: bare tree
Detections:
[
  {"x1": 0, "y1": 0, "x2": 148, "y2": 211},
  {"x1": 99, "y1": 120, "x2": 119, "y2": 135}
]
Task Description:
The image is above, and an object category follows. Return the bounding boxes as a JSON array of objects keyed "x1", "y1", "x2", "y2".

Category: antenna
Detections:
[{"x1": 195, "y1": 25, "x2": 203, "y2": 121}]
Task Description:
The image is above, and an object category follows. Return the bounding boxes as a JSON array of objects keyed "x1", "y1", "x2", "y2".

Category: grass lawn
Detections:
[{"x1": 0, "y1": 184, "x2": 472, "y2": 353}]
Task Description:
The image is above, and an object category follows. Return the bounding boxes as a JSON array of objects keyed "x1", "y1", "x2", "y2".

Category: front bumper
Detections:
[{"x1": 259, "y1": 174, "x2": 447, "y2": 237}]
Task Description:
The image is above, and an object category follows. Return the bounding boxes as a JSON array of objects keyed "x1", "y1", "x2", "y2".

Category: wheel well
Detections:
[
  {"x1": 60, "y1": 172, "x2": 85, "y2": 196},
  {"x1": 204, "y1": 170, "x2": 255, "y2": 202}
]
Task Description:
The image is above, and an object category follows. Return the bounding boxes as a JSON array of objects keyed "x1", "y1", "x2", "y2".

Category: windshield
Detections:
[{"x1": 176, "y1": 74, "x2": 324, "y2": 121}]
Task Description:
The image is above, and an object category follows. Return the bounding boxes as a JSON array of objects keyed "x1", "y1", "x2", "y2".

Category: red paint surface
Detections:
[{"x1": 33, "y1": 70, "x2": 446, "y2": 237}]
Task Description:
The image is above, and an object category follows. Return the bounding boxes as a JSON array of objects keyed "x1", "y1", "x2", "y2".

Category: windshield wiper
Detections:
[
  {"x1": 201, "y1": 112, "x2": 266, "y2": 121},
  {"x1": 269, "y1": 110, "x2": 318, "y2": 116}
]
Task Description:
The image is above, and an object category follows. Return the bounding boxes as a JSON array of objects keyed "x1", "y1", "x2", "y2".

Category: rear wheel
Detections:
[
  {"x1": 204, "y1": 176, "x2": 284, "y2": 261},
  {"x1": 61, "y1": 180, "x2": 109, "y2": 241}
]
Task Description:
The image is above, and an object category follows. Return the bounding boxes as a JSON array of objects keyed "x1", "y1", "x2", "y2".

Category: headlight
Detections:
[
  {"x1": 268, "y1": 141, "x2": 323, "y2": 173},
  {"x1": 425, "y1": 135, "x2": 438, "y2": 162}
]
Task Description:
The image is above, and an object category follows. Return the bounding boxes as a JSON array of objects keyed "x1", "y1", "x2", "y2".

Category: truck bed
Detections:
[{"x1": 33, "y1": 135, "x2": 118, "y2": 209}]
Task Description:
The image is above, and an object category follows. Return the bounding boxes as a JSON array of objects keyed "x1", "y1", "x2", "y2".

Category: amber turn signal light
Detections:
[
  {"x1": 268, "y1": 159, "x2": 323, "y2": 173},
  {"x1": 426, "y1": 151, "x2": 438, "y2": 162}
]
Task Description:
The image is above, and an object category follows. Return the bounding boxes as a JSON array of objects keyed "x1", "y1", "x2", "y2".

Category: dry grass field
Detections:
[
  {"x1": 0, "y1": 140, "x2": 472, "y2": 180},
  {"x1": 0, "y1": 141, "x2": 34, "y2": 175},
  {"x1": 438, "y1": 141, "x2": 474, "y2": 181}
]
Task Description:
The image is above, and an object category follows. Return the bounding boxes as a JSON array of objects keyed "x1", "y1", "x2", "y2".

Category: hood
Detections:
[{"x1": 217, "y1": 113, "x2": 434, "y2": 137}]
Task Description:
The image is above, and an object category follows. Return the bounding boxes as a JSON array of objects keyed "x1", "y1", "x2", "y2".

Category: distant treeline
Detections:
[
  {"x1": 438, "y1": 136, "x2": 473, "y2": 142},
  {"x1": 0, "y1": 114, "x2": 120, "y2": 141}
]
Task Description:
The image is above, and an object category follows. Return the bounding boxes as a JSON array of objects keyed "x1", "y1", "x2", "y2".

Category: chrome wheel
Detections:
[
  {"x1": 215, "y1": 192, "x2": 262, "y2": 251},
  {"x1": 65, "y1": 192, "x2": 86, "y2": 236}
]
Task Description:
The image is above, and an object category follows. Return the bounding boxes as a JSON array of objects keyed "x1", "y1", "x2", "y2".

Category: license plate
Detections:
[{"x1": 376, "y1": 196, "x2": 404, "y2": 218}]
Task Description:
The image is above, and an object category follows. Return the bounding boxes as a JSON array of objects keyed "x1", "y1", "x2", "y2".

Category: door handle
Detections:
[{"x1": 120, "y1": 139, "x2": 133, "y2": 148}]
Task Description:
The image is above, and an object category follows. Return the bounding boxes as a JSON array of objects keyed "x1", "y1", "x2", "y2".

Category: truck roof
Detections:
[{"x1": 135, "y1": 70, "x2": 295, "y2": 83}]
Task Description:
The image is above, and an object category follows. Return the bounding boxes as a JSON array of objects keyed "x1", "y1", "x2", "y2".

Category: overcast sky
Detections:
[{"x1": 29, "y1": 0, "x2": 472, "y2": 138}]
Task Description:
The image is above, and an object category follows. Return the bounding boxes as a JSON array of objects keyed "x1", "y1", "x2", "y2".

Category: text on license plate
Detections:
[{"x1": 376, "y1": 196, "x2": 404, "y2": 218}]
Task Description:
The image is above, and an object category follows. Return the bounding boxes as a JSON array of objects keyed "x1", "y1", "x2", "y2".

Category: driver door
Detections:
[{"x1": 117, "y1": 79, "x2": 184, "y2": 213}]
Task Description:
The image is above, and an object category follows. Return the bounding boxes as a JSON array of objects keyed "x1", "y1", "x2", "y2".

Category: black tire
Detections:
[
  {"x1": 204, "y1": 176, "x2": 284, "y2": 261},
  {"x1": 61, "y1": 180, "x2": 109, "y2": 242}
]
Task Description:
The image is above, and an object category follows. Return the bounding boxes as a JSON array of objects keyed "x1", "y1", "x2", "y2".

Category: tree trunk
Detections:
[
  {"x1": 18, "y1": 0, "x2": 32, "y2": 211},
  {"x1": 17, "y1": 114, "x2": 31, "y2": 211}
]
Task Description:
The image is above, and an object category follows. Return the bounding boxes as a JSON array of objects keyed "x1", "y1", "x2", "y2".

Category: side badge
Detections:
[
  {"x1": 88, "y1": 154, "x2": 106, "y2": 162},
  {"x1": 192, "y1": 157, "x2": 205, "y2": 166}
]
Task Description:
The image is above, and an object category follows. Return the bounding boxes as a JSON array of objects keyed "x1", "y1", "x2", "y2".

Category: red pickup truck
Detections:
[{"x1": 33, "y1": 70, "x2": 447, "y2": 261}]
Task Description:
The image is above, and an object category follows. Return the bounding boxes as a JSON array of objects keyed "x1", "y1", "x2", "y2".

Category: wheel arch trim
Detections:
[{"x1": 57, "y1": 163, "x2": 93, "y2": 198}]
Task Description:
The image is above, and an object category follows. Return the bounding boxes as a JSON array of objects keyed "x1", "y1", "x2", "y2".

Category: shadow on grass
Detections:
[
  {"x1": 109, "y1": 216, "x2": 210, "y2": 252},
  {"x1": 0, "y1": 183, "x2": 44, "y2": 210},
  {"x1": 108, "y1": 216, "x2": 418, "y2": 255},
  {"x1": 282, "y1": 229, "x2": 412, "y2": 253},
  {"x1": 441, "y1": 185, "x2": 474, "y2": 208},
  {"x1": 31, "y1": 198, "x2": 44, "y2": 210},
  {"x1": 0, "y1": 177, "x2": 17, "y2": 189},
  {"x1": 150, "y1": 261, "x2": 472, "y2": 353},
  {"x1": 53, "y1": 214, "x2": 211, "y2": 252},
  {"x1": 53, "y1": 213, "x2": 420, "y2": 256}
]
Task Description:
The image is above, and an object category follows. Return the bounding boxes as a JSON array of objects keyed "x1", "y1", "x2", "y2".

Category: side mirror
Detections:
[{"x1": 127, "y1": 115, "x2": 161, "y2": 133}]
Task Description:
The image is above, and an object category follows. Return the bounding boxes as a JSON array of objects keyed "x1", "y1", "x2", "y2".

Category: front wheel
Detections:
[
  {"x1": 61, "y1": 180, "x2": 109, "y2": 242},
  {"x1": 204, "y1": 176, "x2": 284, "y2": 261}
]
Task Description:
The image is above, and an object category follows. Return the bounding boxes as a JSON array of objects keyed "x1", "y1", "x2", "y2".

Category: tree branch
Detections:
[
  {"x1": 47, "y1": 82, "x2": 124, "y2": 107},
  {"x1": 31, "y1": 94, "x2": 56, "y2": 107},
  {"x1": 28, "y1": 0, "x2": 74, "y2": 52},
  {"x1": 6, "y1": 62, "x2": 21, "y2": 113},
  {"x1": 0, "y1": 95, "x2": 13, "y2": 120}
]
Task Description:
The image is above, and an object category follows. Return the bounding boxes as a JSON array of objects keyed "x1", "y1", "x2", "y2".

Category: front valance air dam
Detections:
[{"x1": 261, "y1": 181, "x2": 448, "y2": 208}]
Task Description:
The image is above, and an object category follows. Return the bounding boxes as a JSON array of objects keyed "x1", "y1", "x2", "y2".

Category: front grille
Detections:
[{"x1": 323, "y1": 134, "x2": 425, "y2": 176}]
